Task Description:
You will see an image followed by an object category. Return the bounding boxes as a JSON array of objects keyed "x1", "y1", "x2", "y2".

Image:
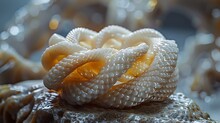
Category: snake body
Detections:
[{"x1": 41, "y1": 25, "x2": 178, "y2": 108}]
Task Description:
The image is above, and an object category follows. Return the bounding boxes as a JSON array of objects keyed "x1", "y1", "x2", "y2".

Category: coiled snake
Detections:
[{"x1": 41, "y1": 26, "x2": 178, "y2": 108}]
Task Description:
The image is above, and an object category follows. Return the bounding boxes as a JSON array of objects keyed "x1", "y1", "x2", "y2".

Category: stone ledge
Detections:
[{"x1": 0, "y1": 80, "x2": 216, "y2": 123}]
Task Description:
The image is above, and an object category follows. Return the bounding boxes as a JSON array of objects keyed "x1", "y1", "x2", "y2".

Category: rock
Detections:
[{"x1": 0, "y1": 80, "x2": 216, "y2": 123}]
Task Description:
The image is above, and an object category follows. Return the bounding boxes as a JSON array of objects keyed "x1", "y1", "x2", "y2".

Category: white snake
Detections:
[{"x1": 41, "y1": 25, "x2": 178, "y2": 108}]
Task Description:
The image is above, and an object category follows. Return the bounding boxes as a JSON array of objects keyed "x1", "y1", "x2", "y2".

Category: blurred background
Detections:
[
  {"x1": 0, "y1": 0, "x2": 29, "y2": 32},
  {"x1": 0, "y1": 0, "x2": 219, "y2": 121}
]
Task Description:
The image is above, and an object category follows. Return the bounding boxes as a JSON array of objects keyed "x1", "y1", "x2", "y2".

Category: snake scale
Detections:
[{"x1": 41, "y1": 25, "x2": 178, "y2": 108}]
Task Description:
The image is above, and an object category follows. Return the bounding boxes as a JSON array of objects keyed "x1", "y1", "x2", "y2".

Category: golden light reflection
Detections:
[
  {"x1": 49, "y1": 19, "x2": 59, "y2": 30},
  {"x1": 147, "y1": 0, "x2": 158, "y2": 11}
]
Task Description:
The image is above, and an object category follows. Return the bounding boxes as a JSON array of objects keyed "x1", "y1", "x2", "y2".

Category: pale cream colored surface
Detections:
[{"x1": 41, "y1": 25, "x2": 178, "y2": 108}]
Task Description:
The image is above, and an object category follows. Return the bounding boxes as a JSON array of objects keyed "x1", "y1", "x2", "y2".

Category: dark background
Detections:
[{"x1": 0, "y1": 0, "x2": 196, "y2": 51}]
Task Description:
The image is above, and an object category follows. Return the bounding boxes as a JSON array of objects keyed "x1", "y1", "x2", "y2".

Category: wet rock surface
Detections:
[{"x1": 0, "y1": 80, "x2": 216, "y2": 123}]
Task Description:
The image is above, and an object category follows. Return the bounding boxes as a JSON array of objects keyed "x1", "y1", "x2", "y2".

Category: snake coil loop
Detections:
[{"x1": 41, "y1": 25, "x2": 178, "y2": 108}]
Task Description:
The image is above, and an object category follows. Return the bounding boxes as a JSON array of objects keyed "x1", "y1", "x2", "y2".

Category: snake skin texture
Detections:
[{"x1": 41, "y1": 25, "x2": 178, "y2": 108}]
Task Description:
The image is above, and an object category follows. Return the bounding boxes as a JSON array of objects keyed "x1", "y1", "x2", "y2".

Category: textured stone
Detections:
[{"x1": 0, "y1": 80, "x2": 216, "y2": 123}]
